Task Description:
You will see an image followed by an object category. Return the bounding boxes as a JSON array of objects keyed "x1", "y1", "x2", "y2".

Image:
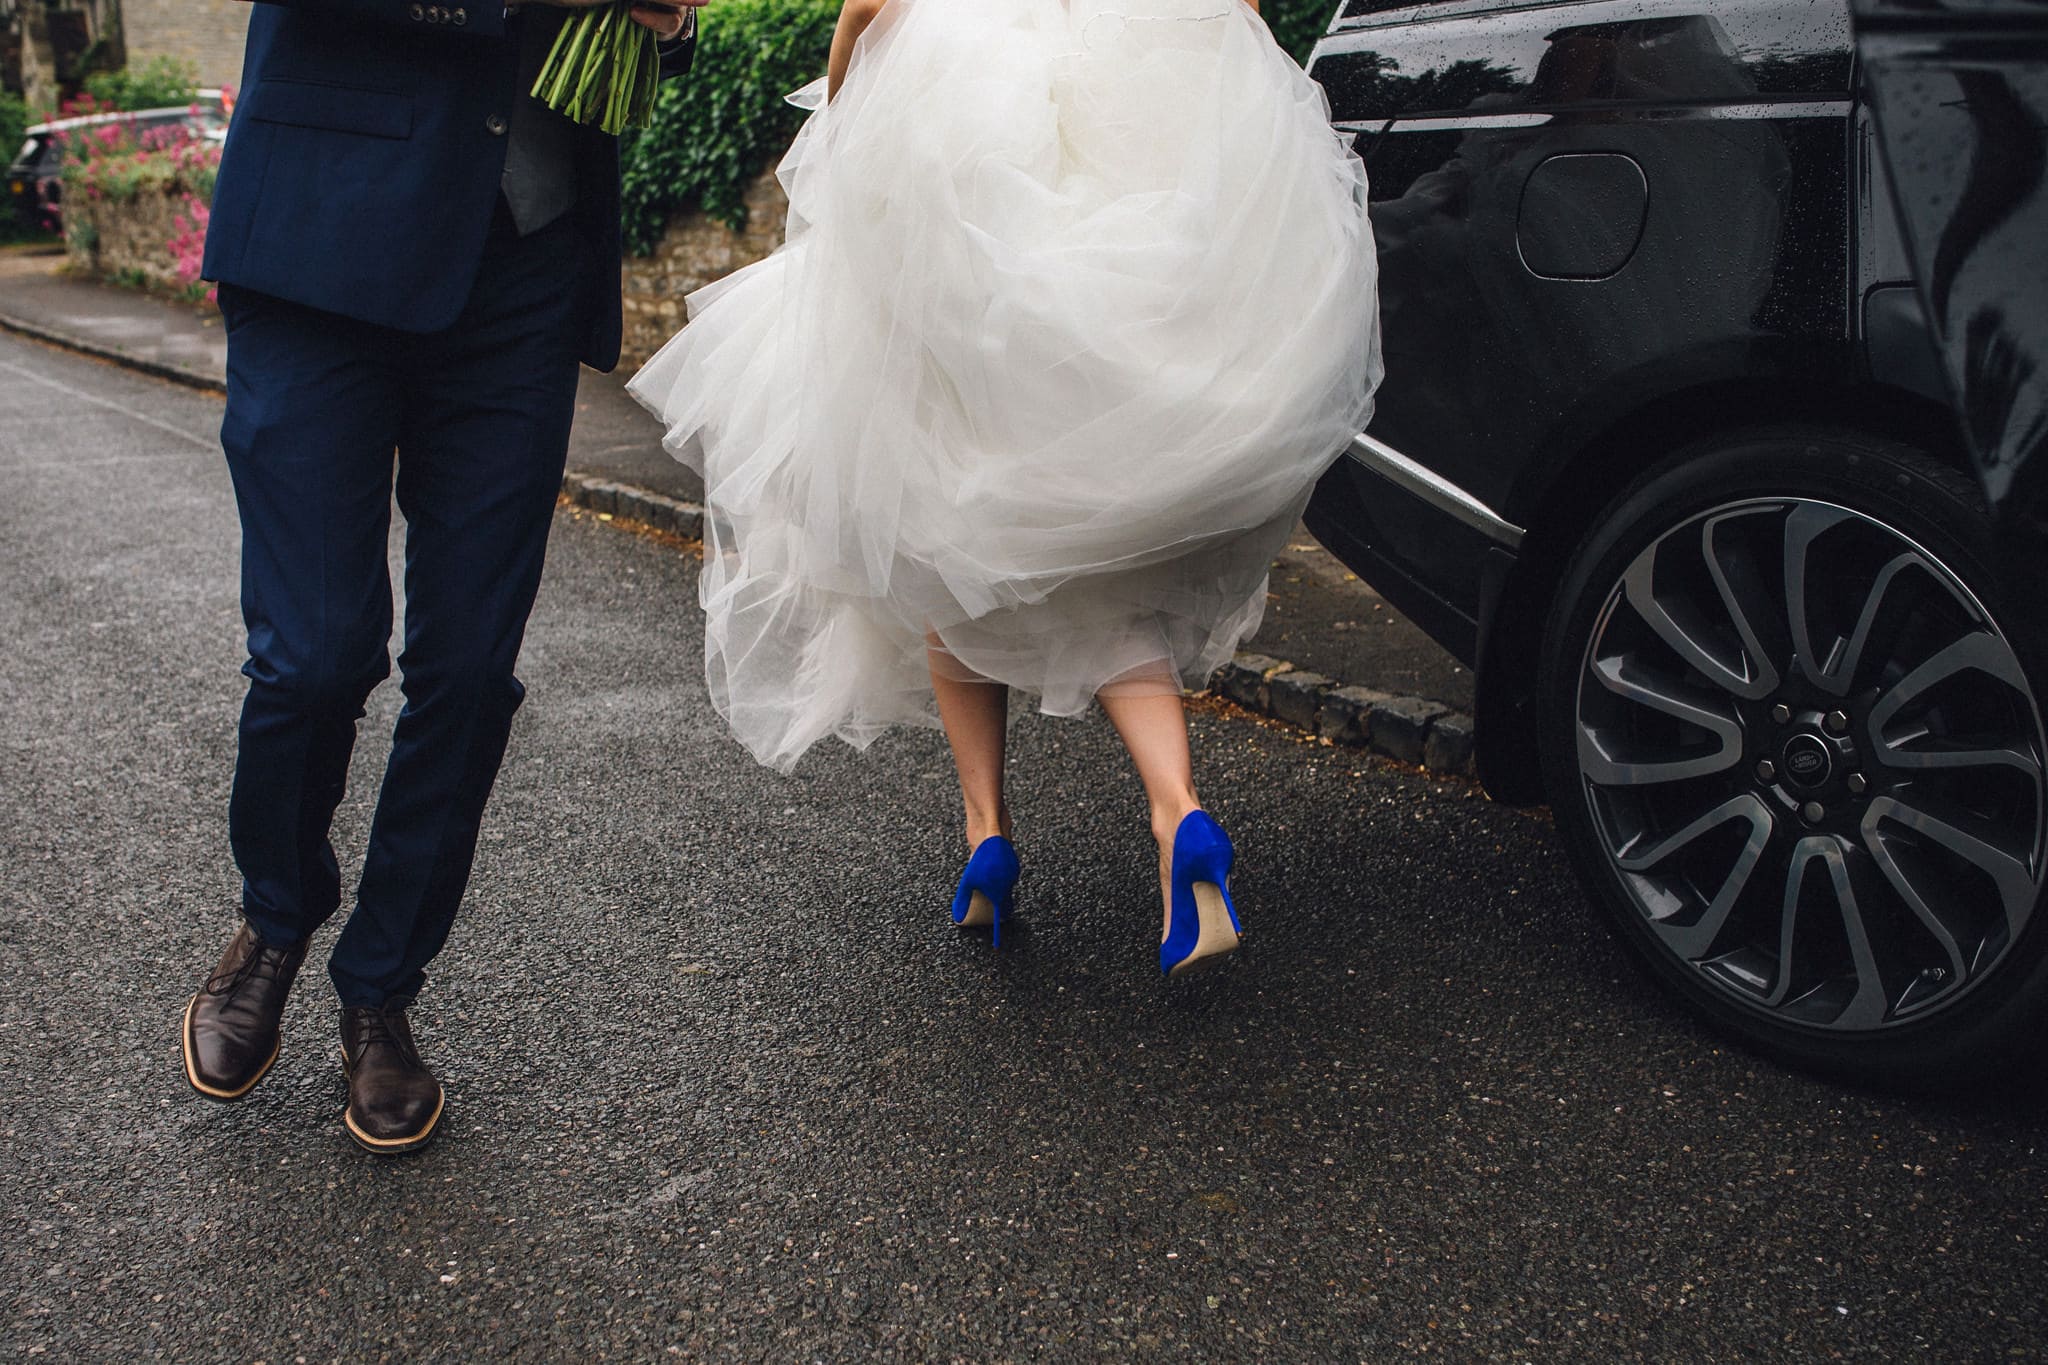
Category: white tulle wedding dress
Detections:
[{"x1": 628, "y1": 0, "x2": 1382, "y2": 772}]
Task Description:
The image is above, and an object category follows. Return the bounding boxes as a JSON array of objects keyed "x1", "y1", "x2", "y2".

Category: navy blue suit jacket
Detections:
[{"x1": 202, "y1": 0, "x2": 693, "y2": 371}]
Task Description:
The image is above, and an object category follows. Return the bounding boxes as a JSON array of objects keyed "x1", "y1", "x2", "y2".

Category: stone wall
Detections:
[
  {"x1": 63, "y1": 186, "x2": 201, "y2": 294},
  {"x1": 618, "y1": 165, "x2": 789, "y2": 371},
  {"x1": 59, "y1": 158, "x2": 788, "y2": 355},
  {"x1": 126, "y1": 0, "x2": 249, "y2": 91}
]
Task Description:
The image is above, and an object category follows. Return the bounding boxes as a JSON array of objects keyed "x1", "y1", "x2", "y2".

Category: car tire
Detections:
[{"x1": 1536, "y1": 425, "x2": 2048, "y2": 1089}]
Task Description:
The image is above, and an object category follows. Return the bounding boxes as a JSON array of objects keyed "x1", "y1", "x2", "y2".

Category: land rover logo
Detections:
[{"x1": 1781, "y1": 735, "x2": 1832, "y2": 788}]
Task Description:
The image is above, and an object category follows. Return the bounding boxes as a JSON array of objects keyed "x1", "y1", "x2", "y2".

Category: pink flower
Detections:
[{"x1": 164, "y1": 191, "x2": 213, "y2": 291}]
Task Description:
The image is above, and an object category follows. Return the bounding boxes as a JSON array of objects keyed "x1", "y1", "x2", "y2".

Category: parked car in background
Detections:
[
  {"x1": 1303, "y1": 0, "x2": 2047, "y2": 1087},
  {"x1": 7, "y1": 91, "x2": 229, "y2": 227}
]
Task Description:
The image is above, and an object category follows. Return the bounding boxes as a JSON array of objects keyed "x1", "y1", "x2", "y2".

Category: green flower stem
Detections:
[
  {"x1": 531, "y1": 3, "x2": 659, "y2": 134},
  {"x1": 563, "y1": 8, "x2": 604, "y2": 121},
  {"x1": 594, "y1": 6, "x2": 622, "y2": 121},
  {"x1": 537, "y1": 11, "x2": 593, "y2": 107}
]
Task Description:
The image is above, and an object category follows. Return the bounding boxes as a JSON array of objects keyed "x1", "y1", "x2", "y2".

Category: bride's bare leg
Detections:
[
  {"x1": 928, "y1": 639, "x2": 1011, "y2": 850},
  {"x1": 1096, "y1": 687, "x2": 1203, "y2": 939}
]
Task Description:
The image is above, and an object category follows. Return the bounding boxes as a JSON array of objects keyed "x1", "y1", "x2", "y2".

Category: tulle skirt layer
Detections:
[{"x1": 628, "y1": 0, "x2": 1382, "y2": 771}]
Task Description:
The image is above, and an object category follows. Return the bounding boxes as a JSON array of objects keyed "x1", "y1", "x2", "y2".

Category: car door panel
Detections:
[{"x1": 1307, "y1": 0, "x2": 1854, "y2": 621}]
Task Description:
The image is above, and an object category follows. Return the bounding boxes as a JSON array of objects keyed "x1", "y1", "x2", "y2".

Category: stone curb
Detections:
[
  {"x1": 1211, "y1": 654, "x2": 1477, "y2": 778},
  {"x1": 559, "y1": 472, "x2": 1479, "y2": 778},
  {"x1": 561, "y1": 469, "x2": 705, "y2": 541},
  {"x1": 0, "y1": 300, "x2": 1477, "y2": 783},
  {"x1": 0, "y1": 308, "x2": 227, "y2": 395}
]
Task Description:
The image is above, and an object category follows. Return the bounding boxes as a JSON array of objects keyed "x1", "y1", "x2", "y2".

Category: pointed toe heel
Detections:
[
  {"x1": 1161, "y1": 810, "x2": 1242, "y2": 977},
  {"x1": 951, "y1": 836, "x2": 1020, "y2": 947}
]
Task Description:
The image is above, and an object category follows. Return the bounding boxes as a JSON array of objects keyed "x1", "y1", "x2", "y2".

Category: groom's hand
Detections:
[
  {"x1": 532, "y1": 0, "x2": 703, "y2": 40},
  {"x1": 629, "y1": 0, "x2": 697, "y2": 40}
]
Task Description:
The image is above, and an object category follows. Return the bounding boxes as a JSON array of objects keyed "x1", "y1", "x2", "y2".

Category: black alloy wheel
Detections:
[{"x1": 1539, "y1": 427, "x2": 2048, "y2": 1087}]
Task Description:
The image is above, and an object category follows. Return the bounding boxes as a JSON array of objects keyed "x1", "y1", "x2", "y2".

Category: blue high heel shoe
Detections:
[
  {"x1": 1160, "y1": 810, "x2": 1241, "y2": 977},
  {"x1": 951, "y1": 835, "x2": 1020, "y2": 947}
]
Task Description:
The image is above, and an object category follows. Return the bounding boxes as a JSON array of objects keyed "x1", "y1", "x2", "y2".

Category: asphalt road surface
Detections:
[{"x1": 2, "y1": 331, "x2": 2045, "y2": 1362}]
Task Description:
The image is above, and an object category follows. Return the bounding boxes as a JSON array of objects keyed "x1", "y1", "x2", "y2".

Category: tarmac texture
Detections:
[{"x1": 1, "y1": 330, "x2": 2043, "y2": 1362}]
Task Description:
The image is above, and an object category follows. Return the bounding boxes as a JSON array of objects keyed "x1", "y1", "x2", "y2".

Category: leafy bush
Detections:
[
  {"x1": 84, "y1": 57, "x2": 202, "y2": 112},
  {"x1": 60, "y1": 116, "x2": 219, "y2": 200},
  {"x1": 1267, "y1": 0, "x2": 1339, "y2": 64},
  {"x1": 0, "y1": 91, "x2": 29, "y2": 160},
  {"x1": 0, "y1": 92, "x2": 42, "y2": 241},
  {"x1": 617, "y1": 0, "x2": 838, "y2": 254},
  {"x1": 58, "y1": 113, "x2": 221, "y2": 302},
  {"x1": 59, "y1": 114, "x2": 221, "y2": 280}
]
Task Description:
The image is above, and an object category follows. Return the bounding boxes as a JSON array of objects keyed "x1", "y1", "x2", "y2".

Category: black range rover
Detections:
[{"x1": 1303, "y1": 0, "x2": 2048, "y2": 1085}]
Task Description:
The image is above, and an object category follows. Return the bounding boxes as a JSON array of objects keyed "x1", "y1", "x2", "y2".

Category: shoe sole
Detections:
[
  {"x1": 1167, "y1": 882, "x2": 1242, "y2": 979},
  {"x1": 340, "y1": 1047, "x2": 445, "y2": 1156},
  {"x1": 956, "y1": 889, "x2": 996, "y2": 929},
  {"x1": 181, "y1": 995, "x2": 278, "y2": 1102}
]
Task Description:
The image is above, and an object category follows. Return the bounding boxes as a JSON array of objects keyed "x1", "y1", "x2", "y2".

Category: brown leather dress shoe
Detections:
[
  {"x1": 183, "y1": 920, "x2": 308, "y2": 1101},
  {"x1": 340, "y1": 1003, "x2": 444, "y2": 1155}
]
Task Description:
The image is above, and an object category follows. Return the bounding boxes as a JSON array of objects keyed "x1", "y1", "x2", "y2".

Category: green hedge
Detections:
[
  {"x1": 84, "y1": 57, "x2": 202, "y2": 112},
  {"x1": 1267, "y1": 0, "x2": 1338, "y2": 64},
  {"x1": 618, "y1": 0, "x2": 1341, "y2": 256},
  {"x1": 618, "y1": 0, "x2": 838, "y2": 254},
  {"x1": 0, "y1": 91, "x2": 28, "y2": 157},
  {"x1": 0, "y1": 92, "x2": 40, "y2": 241}
]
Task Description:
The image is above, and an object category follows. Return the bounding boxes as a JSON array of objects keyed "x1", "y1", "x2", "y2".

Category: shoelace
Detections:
[
  {"x1": 348, "y1": 1007, "x2": 422, "y2": 1068},
  {"x1": 203, "y1": 940, "x2": 295, "y2": 998}
]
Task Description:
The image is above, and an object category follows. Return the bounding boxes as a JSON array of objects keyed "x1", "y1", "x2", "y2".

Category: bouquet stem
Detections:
[{"x1": 532, "y1": 4, "x2": 662, "y2": 136}]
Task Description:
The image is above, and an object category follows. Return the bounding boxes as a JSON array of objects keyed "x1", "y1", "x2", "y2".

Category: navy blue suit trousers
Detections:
[
  {"x1": 221, "y1": 208, "x2": 590, "y2": 1005},
  {"x1": 204, "y1": 0, "x2": 692, "y2": 1002}
]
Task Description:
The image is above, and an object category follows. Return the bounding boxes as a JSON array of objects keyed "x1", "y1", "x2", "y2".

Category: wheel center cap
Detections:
[{"x1": 1780, "y1": 733, "x2": 1834, "y2": 789}]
